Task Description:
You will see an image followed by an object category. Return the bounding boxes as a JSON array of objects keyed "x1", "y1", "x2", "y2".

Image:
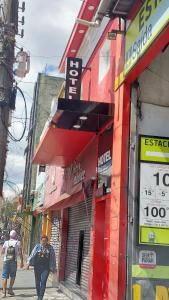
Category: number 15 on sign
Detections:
[{"x1": 140, "y1": 163, "x2": 169, "y2": 228}]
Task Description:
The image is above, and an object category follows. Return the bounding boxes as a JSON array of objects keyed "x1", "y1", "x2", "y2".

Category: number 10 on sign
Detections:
[{"x1": 139, "y1": 163, "x2": 169, "y2": 228}]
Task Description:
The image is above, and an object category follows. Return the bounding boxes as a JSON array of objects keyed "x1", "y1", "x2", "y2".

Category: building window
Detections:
[
  {"x1": 39, "y1": 165, "x2": 46, "y2": 173},
  {"x1": 99, "y1": 40, "x2": 111, "y2": 83},
  {"x1": 76, "y1": 230, "x2": 85, "y2": 285}
]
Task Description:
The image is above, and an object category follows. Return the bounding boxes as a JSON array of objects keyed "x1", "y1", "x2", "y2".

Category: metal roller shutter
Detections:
[
  {"x1": 65, "y1": 196, "x2": 92, "y2": 297},
  {"x1": 50, "y1": 213, "x2": 61, "y2": 269}
]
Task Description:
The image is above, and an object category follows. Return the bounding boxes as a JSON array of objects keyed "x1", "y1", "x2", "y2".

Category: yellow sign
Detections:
[
  {"x1": 140, "y1": 227, "x2": 169, "y2": 245},
  {"x1": 140, "y1": 136, "x2": 169, "y2": 163},
  {"x1": 139, "y1": 136, "x2": 169, "y2": 246},
  {"x1": 132, "y1": 265, "x2": 169, "y2": 279},
  {"x1": 125, "y1": 0, "x2": 169, "y2": 75},
  {"x1": 133, "y1": 284, "x2": 169, "y2": 300}
]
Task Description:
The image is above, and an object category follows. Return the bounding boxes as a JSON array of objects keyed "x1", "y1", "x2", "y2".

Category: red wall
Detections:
[
  {"x1": 81, "y1": 21, "x2": 117, "y2": 104},
  {"x1": 44, "y1": 139, "x2": 97, "y2": 210}
]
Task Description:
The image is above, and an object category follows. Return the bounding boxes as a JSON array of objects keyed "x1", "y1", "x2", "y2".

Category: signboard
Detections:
[
  {"x1": 98, "y1": 150, "x2": 112, "y2": 192},
  {"x1": 139, "y1": 250, "x2": 156, "y2": 268},
  {"x1": 140, "y1": 136, "x2": 169, "y2": 163},
  {"x1": 97, "y1": 129, "x2": 112, "y2": 196},
  {"x1": 65, "y1": 57, "x2": 82, "y2": 100},
  {"x1": 139, "y1": 135, "x2": 169, "y2": 245},
  {"x1": 125, "y1": 0, "x2": 169, "y2": 75}
]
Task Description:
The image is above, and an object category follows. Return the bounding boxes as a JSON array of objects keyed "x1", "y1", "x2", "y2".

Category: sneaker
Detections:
[
  {"x1": 1, "y1": 292, "x2": 6, "y2": 298},
  {"x1": 8, "y1": 289, "x2": 15, "y2": 296}
]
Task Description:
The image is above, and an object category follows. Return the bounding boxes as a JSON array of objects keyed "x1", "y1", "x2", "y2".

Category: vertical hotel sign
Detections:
[
  {"x1": 139, "y1": 136, "x2": 169, "y2": 245},
  {"x1": 125, "y1": 0, "x2": 169, "y2": 75},
  {"x1": 65, "y1": 57, "x2": 82, "y2": 100}
]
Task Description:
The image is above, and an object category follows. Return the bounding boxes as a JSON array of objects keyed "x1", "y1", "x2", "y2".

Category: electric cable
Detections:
[
  {"x1": 4, "y1": 181, "x2": 19, "y2": 194},
  {"x1": 0, "y1": 85, "x2": 27, "y2": 142},
  {"x1": 3, "y1": 179, "x2": 21, "y2": 191}
]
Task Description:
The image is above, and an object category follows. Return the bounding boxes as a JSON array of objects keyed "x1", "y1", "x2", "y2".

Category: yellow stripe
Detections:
[
  {"x1": 114, "y1": 71, "x2": 125, "y2": 91},
  {"x1": 132, "y1": 265, "x2": 169, "y2": 279}
]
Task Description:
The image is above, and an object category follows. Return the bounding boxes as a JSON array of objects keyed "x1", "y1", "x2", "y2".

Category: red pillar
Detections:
[
  {"x1": 108, "y1": 83, "x2": 130, "y2": 299},
  {"x1": 88, "y1": 195, "x2": 111, "y2": 300}
]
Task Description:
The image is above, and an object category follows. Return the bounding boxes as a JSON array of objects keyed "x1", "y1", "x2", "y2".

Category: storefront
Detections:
[
  {"x1": 64, "y1": 198, "x2": 92, "y2": 297},
  {"x1": 114, "y1": 1, "x2": 169, "y2": 299},
  {"x1": 44, "y1": 138, "x2": 96, "y2": 298},
  {"x1": 32, "y1": 96, "x2": 114, "y2": 299}
]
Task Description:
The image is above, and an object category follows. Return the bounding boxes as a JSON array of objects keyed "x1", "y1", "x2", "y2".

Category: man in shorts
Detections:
[{"x1": 1, "y1": 230, "x2": 23, "y2": 298}]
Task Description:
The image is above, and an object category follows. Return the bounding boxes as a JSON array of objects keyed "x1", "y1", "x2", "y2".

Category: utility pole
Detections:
[{"x1": 0, "y1": 0, "x2": 18, "y2": 197}]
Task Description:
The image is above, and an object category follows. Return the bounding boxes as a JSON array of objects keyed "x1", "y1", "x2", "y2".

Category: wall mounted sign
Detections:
[
  {"x1": 65, "y1": 161, "x2": 86, "y2": 186},
  {"x1": 97, "y1": 128, "x2": 112, "y2": 196},
  {"x1": 139, "y1": 250, "x2": 156, "y2": 269},
  {"x1": 139, "y1": 135, "x2": 169, "y2": 245},
  {"x1": 125, "y1": 0, "x2": 169, "y2": 75},
  {"x1": 98, "y1": 150, "x2": 112, "y2": 191},
  {"x1": 65, "y1": 57, "x2": 82, "y2": 100}
]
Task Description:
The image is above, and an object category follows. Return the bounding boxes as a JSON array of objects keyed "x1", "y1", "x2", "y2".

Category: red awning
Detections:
[{"x1": 32, "y1": 127, "x2": 95, "y2": 167}]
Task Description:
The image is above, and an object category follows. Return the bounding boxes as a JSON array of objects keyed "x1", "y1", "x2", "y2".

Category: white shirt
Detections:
[{"x1": 2, "y1": 239, "x2": 21, "y2": 261}]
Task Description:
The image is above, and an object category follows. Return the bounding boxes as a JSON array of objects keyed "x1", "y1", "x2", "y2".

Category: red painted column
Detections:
[
  {"x1": 104, "y1": 197, "x2": 111, "y2": 299},
  {"x1": 58, "y1": 208, "x2": 68, "y2": 281},
  {"x1": 108, "y1": 83, "x2": 130, "y2": 300},
  {"x1": 88, "y1": 195, "x2": 111, "y2": 300},
  {"x1": 88, "y1": 198, "x2": 95, "y2": 300}
]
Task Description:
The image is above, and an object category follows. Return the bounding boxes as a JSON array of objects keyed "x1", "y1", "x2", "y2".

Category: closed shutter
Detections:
[
  {"x1": 65, "y1": 196, "x2": 92, "y2": 296},
  {"x1": 50, "y1": 213, "x2": 61, "y2": 269}
]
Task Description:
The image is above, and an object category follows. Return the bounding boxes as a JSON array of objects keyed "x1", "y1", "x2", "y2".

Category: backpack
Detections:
[{"x1": 6, "y1": 242, "x2": 16, "y2": 261}]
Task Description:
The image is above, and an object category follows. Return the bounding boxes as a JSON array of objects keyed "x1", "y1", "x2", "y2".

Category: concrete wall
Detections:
[{"x1": 31, "y1": 74, "x2": 64, "y2": 194}]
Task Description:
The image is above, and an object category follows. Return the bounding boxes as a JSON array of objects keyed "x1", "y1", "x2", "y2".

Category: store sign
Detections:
[
  {"x1": 125, "y1": 0, "x2": 169, "y2": 75},
  {"x1": 139, "y1": 136, "x2": 169, "y2": 245},
  {"x1": 97, "y1": 129, "x2": 112, "y2": 195},
  {"x1": 65, "y1": 57, "x2": 82, "y2": 100},
  {"x1": 139, "y1": 250, "x2": 156, "y2": 269},
  {"x1": 66, "y1": 161, "x2": 85, "y2": 186},
  {"x1": 140, "y1": 136, "x2": 169, "y2": 163},
  {"x1": 98, "y1": 150, "x2": 112, "y2": 191}
]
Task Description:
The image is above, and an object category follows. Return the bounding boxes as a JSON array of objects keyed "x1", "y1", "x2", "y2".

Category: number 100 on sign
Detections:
[{"x1": 140, "y1": 163, "x2": 169, "y2": 228}]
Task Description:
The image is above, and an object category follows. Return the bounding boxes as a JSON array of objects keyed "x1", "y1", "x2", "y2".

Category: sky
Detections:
[{"x1": 3, "y1": 0, "x2": 82, "y2": 198}]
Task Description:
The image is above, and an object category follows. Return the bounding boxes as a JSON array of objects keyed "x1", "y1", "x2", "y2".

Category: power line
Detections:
[{"x1": 0, "y1": 85, "x2": 27, "y2": 142}]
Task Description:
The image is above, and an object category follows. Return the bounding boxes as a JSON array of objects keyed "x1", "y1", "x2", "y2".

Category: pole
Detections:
[{"x1": 0, "y1": 0, "x2": 18, "y2": 196}]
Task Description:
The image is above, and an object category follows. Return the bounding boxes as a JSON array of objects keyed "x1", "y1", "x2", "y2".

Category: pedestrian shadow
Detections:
[{"x1": 15, "y1": 293, "x2": 36, "y2": 297}]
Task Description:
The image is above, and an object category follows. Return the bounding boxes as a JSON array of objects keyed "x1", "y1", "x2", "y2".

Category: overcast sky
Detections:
[{"x1": 3, "y1": 0, "x2": 82, "y2": 198}]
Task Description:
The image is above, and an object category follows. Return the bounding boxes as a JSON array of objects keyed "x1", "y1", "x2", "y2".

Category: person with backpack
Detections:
[
  {"x1": 26, "y1": 235, "x2": 56, "y2": 300},
  {"x1": 1, "y1": 230, "x2": 23, "y2": 298}
]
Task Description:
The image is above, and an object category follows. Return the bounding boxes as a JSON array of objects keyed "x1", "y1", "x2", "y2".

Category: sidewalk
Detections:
[
  {"x1": 0, "y1": 268, "x2": 70, "y2": 299},
  {"x1": 0, "y1": 246, "x2": 70, "y2": 299}
]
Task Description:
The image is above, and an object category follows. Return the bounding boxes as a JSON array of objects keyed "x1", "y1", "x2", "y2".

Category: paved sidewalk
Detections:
[
  {"x1": 0, "y1": 247, "x2": 70, "y2": 299},
  {"x1": 0, "y1": 287, "x2": 69, "y2": 300},
  {"x1": 0, "y1": 269, "x2": 70, "y2": 299}
]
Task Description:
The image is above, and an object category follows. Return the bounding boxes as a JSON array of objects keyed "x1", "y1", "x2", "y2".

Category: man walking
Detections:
[
  {"x1": 27, "y1": 235, "x2": 56, "y2": 300},
  {"x1": 1, "y1": 230, "x2": 23, "y2": 298}
]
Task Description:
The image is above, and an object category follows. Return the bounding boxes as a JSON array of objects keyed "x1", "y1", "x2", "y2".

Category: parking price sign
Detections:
[{"x1": 139, "y1": 136, "x2": 169, "y2": 245}]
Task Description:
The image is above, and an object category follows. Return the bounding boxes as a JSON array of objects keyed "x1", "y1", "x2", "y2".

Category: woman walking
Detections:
[{"x1": 27, "y1": 235, "x2": 56, "y2": 300}]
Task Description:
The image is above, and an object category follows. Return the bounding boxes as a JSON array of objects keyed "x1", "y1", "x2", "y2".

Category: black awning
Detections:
[
  {"x1": 51, "y1": 98, "x2": 113, "y2": 133},
  {"x1": 108, "y1": 0, "x2": 135, "y2": 17}
]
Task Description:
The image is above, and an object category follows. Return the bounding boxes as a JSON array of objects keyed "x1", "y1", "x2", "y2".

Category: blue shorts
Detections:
[{"x1": 2, "y1": 261, "x2": 17, "y2": 279}]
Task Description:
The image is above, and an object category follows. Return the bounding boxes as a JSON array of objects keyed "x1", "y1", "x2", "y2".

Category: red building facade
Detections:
[{"x1": 32, "y1": 0, "x2": 169, "y2": 299}]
